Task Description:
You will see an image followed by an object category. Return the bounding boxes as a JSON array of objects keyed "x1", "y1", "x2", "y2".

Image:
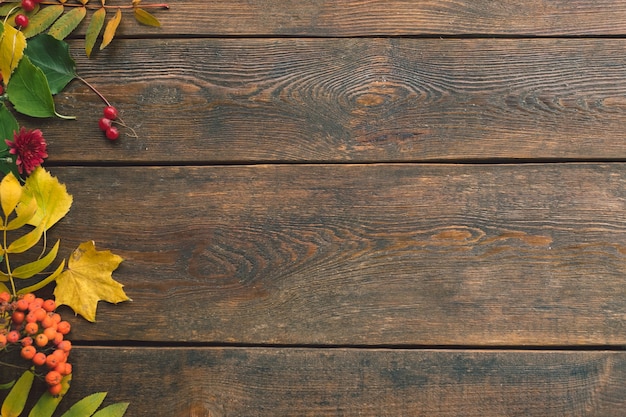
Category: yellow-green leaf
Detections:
[
  {"x1": 6, "y1": 221, "x2": 44, "y2": 253},
  {"x1": 17, "y1": 167, "x2": 73, "y2": 231},
  {"x1": 28, "y1": 374, "x2": 71, "y2": 417},
  {"x1": 85, "y1": 7, "x2": 105, "y2": 57},
  {"x1": 48, "y1": 6, "x2": 86, "y2": 40},
  {"x1": 18, "y1": 258, "x2": 64, "y2": 295},
  {"x1": 54, "y1": 241, "x2": 128, "y2": 322},
  {"x1": 100, "y1": 8, "x2": 121, "y2": 50},
  {"x1": 0, "y1": 21, "x2": 26, "y2": 83},
  {"x1": 4, "y1": 197, "x2": 37, "y2": 231},
  {"x1": 22, "y1": 4, "x2": 65, "y2": 38},
  {"x1": 133, "y1": 7, "x2": 160, "y2": 27},
  {"x1": 0, "y1": 172, "x2": 22, "y2": 218},
  {"x1": 92, "y1": 402, "x2": 130, "y2": 417},
  {"x1": 0, "y1": 282, "x2": 9, "y2": 292},
  {"x1": 1, "y1": 370, "x2": 34, "y2": 417},
  {"x1": 12, "y1": 239, "x2": 60, "y2": 278}
]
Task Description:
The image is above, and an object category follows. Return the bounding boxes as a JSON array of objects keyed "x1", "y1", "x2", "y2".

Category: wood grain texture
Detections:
[
  {"x1": 32, "y1": 38, "x2": 626, "y2": 163},
  {"x1": 28, "y1": 347, "x2": 626, "y2": 416},
  {"x1": 70, "y1": 0, "x2": 626, "y2": 36},
  {"x1": 35, "y1": 164, "x2": 626, "y2": 346}
]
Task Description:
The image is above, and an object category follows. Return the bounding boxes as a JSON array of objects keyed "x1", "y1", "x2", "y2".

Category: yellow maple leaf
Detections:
[
  {"x1": 54, "y1": 241, "x2": 129, "y2": 322},
  {"x1": 0, "y1": 21, "x2": 26, "y2": 83}
]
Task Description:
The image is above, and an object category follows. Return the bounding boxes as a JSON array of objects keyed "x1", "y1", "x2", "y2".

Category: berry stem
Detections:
[{"x1": 76, "y1": 75, "x2": 112, "y2": 108}]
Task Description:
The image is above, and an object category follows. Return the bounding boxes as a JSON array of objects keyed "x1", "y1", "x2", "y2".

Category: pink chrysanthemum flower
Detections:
[{"x1": 5, "y1": 127, "x2": 48, "y2": 175}]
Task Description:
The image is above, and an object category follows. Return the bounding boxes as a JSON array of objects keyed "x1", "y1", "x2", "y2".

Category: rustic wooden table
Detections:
[{"x1": 25, "y1": 0, "x2": 626, "y2": 415}]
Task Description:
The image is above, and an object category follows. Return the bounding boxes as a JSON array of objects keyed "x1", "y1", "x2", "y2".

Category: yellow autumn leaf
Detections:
[
  {"x1": 54, "y1": 241, "x2": 129, "y2": 322},
  {"x1": 100, "y1": 8, "x2": 121, "y2": 50},
  {"x1": 16, "y1": 167, "x2": 73, "y2": 231},
  {"x1": 0, "y1": 172, "x2": 22, "y2": 218},
  {"x1": 0, "y1": 21, "x2": 26, "y2": 83},
  {"x1": 133, "y1": 7, "x2": 161, "y2": 27}
]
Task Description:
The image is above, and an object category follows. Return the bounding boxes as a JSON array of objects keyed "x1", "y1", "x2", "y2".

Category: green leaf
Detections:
[
  {"x1": 28, "y1": 374, "x2": 72, "y2": 417},
  {"x1": 133, "y1": 7, "x2": 160, "y2": 27},
  {"x1": 6, "y1": 55, "x2": 56, "y2": 118},
  {"x1": 100, "y1": 8, "x2": 121, "y2": 50},
  {"x1": 12, "y1": 239, "x2": 60, "y2": 278},
  {"x1": 0, "y1": 380, "x2": 15, "y2": 390},
  {"x1": 92, "y1": 403, "x2": 130, "y2": 417},
  {"x1": 48, "y1": 6, "x2": 86, "y2": 40},
  {"x1": 24, "y1": 34, "x2": 76, "y2": 94},
  {"x1": 85, "y1": 7, "x2": 106, "y2": 57},
  {"x1": 0, "y1": 102, "x2": 18, "y2": 143},
  {"x1": 1, "y1": 370, "x2": 34, "y2": 417},
  {"x1": 60, "y1": 392, "x2": 108, "y2": 417},
  {"x1": 0, "y1": 3, "x2": 19, "y2": 17},
  {"x1": 22, "y1": 4, "x2": 65, "y2": 38}
]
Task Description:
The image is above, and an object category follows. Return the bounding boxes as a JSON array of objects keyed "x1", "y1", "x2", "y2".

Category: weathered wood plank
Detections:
[
  {"x1": 30, "y1": 38, "x2": 626, "y2": 163},
  {"x1": 37, "y1": 164, "x2": 626, "y2": 346},
  {"x1": 30, "y1": 347, "x2": 626, "y2": 416},
  {"x1": 71, "y1": 0, "x2": 626, "y2": 36}
]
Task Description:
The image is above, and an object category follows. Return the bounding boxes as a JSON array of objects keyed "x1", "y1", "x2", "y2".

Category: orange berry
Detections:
[
  {"x1": 43, "y1": 326, "x2": 57, "y2": 341},
  {"x1": 57, "y1": 340, "x2": 72, "y2": 352},
  {"x1": 35, "y1": 333, "x2": 49, "y2": 347},
  {"x1": 11, "y1": 311, "x2": 25, "y2": 324},
  {"x1": 53, "y1": 332, "x2": 64, "y2": 345},
  {"x1": 21, "y1": 336, "x2": 33, "y2": 346},
  {"x1": 41, "y1": 315, "x2": 55, "y2": 329},
  {"x1": 0, "y1": 334, "x2": 6, "y2": 347},
  {"x1": 21, "y1": 345, "x2": 36, "y2": 360},
  {"x1": 61, "y1": 362, "x2": 72, "y2": 375},
  {"x1": 32, "y1": 352, "x2": 47, "y2": 366},
  {"x1": 42, "y1": 299, "x2": 56, "y2": 312},
  {"x1": 22, "y1": 293, "x2": 35, "y2": 304},
  {"x1": 57, "y1": 321, "x2": 70, "y2": 335},
  {"x1": 48, "y1": 383, "x2": 63, "y2": 396},
  {"x1": 45, "y1": 370, "x2": 62, "y2": 386},
  {"x1": 30, "y1": 297, "x2": 44, "y2": 310},
  {"x1": 45, "y1": 354, "x2": 60, "y2": 369},
  {"x1": 16, "y1": 298, "x2": 29, "y2": 311},
  {"x1": 50, "y1": 313, "x2": 61, "y2": 324},
  {"x1": 6, "y1": 330, "x2": 19, "y2": 343},
  {"x1": 24, "y1": 322, "x2": 38, "y2": 335},
  {"x1": 0, "y1": 292, "x2": 10, "y2": 303}
]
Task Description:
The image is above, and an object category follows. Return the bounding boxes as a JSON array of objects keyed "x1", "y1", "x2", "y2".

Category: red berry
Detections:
[
  {"x1": 16, "y1": 298, "x2": 29, "y2": 311},
  {"x1": 103, "y1": 105, "x2": 118, "y2": 120},
  {"x1": 21, "y1": 0, "x2": 35, "y2": 12},
  {"x1": 21, "y1": 336, "x2": 33, "y2": 346},
  {"x1": 11, "y1": 311, "x2": 25, "y2": 324},
  {"x1": 106, "y1": 126, "x2": 120, "y2": 141},
  {"x1": 14, "y1": 14, "x2": 28, "y2": 28},
  {"x1": 98, "y1": 117, "x2": 112, "y2": 131}
]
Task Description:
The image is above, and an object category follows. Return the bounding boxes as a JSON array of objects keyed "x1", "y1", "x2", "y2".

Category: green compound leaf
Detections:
[
  {"x1": 60, "y1": 392, "x2": 108, "y2": 417},
  {"x1": 85, "y1": 7, "x2": 106, "y2": 57},
  {"x1": 92, "y1": 402, "x2": 130, "y2": 417},
  {"x1": 1, "y1": 370, "x2": 34, "y2": 417},
  {"x1": 48, "y1": 6, "x2": 87, "y2": 40},
  {"x1": 12, "y1": 239, "x2": 60, "y2": 278},
  {"x1": 25, "y1": 34, "x2": 77, "y2": 94},
  {"x1": 6, "y1": 55, "x2": 56, "y2": 118},
  {"x1": 22, "y1": 4, "x2": 65, "y2": 38}
]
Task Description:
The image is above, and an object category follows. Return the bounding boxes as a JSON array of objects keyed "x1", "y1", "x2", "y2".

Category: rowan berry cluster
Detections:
[{"x1": 0, "y1": 292, "x2": 72, "y2": 396}]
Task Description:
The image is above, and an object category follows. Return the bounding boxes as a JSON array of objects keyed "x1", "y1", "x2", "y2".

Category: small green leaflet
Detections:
[
  {"x1": 85, "y1": 7, "x2": 106, "y2": 57},
  {"x1": 6, "y1": 55, "x2": 74, "y2": 119},
  {"x1": 48, "y1": 6, "x2": 87, "y2": 40},
  {"x1": 0, "y1": 103, "x2": 18, "y2": 143},
  {"x1": 25, "y1": 34, "x2": 77, "y2": 94},
  {"x1": 1, "y1": 370, "x2": 34, "y2": 417}
]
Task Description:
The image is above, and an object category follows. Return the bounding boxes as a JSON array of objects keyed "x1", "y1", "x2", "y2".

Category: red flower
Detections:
[{"x1": 5, "y1": 127, "x2": 48, "y2": 175}]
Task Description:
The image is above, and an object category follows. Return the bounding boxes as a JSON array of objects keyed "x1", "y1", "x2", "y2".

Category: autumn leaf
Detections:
[
  {"x1": 16, "y1": 167, "x2": 73, "y2": 231},
  {"x1": 54, "y1": 241, "x2": 129, "y2": 322},
  {"x1": 133, "y1": 7, "x2": 161, "y2": 27},
  {"x1": 0, "y1": 21, "x2": 26, "y2": 83},
  {"x1": 100, "y1": 8, "x2": 121, "y2": 50}
]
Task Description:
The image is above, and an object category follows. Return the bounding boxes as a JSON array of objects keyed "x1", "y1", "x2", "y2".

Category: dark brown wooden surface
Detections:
[{"x1": 6, "y1": 0, "x2": 626, "y2": 415}]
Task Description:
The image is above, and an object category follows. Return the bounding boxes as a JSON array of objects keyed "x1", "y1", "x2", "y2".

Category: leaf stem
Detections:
[{"x1": 76, "y1": 75, "x2": 111, "y2": 107}]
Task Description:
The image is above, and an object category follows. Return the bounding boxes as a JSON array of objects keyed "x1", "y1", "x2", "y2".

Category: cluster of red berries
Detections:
[
  {"x1": 14, "y1": 0, "x2": 44, "y2": 28},
  {"x1": 0, "y1": 292, "x2": 72, "y2": 396},
  {"x1": 98, "y1": 106, "x2": 121, "y2": 141}
]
